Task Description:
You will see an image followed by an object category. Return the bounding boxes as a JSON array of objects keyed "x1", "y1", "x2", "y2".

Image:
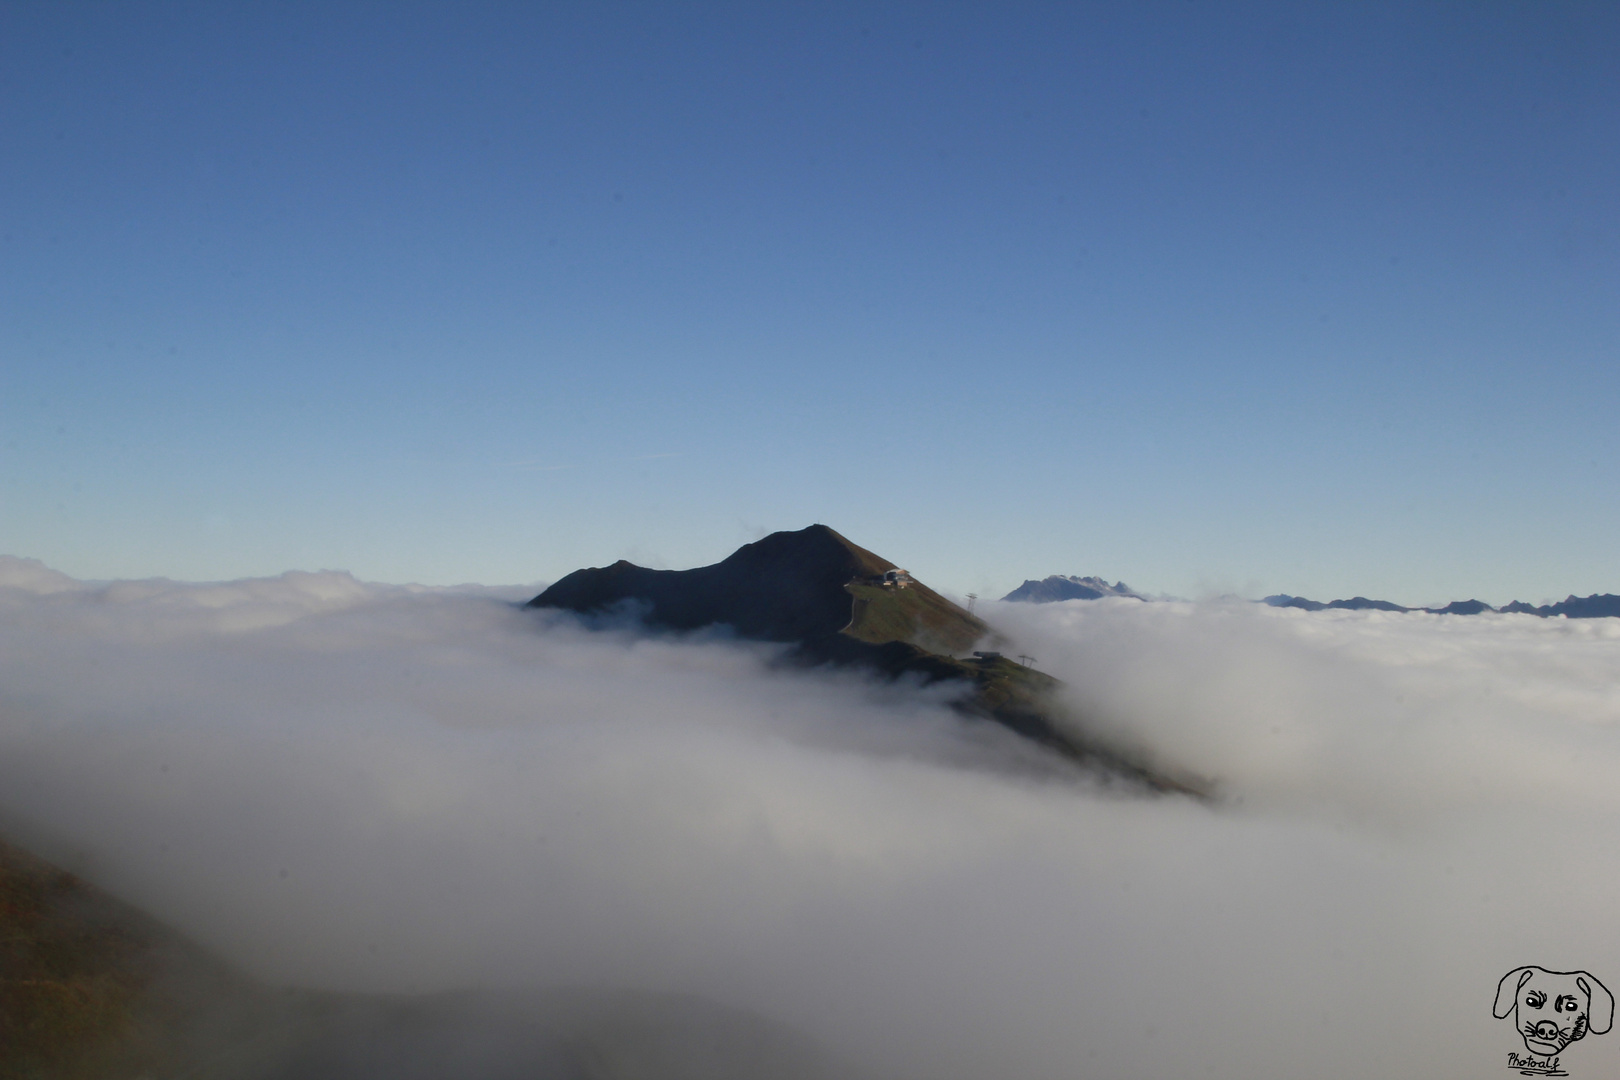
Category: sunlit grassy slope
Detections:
[{"x1": 842, "y1": 580, "x2": 990, "y2": 655}]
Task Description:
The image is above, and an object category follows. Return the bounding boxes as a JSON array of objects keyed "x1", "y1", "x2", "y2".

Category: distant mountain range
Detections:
[
  {"x1": 530, "y1": 525, "x2": 1198, "y2": 794},
  {"x1": 1001, "y1": 575, "x2": 1144, "y2": 603},
  {"x1": 1263, "y1": 593, "x2": 1620, "y2": 618},
  {"x1": 1000, "y1": 574, "x2": 1620, "y2": 618}
]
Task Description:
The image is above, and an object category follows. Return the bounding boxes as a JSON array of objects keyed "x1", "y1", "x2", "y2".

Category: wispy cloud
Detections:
[{"x1": 499, "y1": 452, "x2": 683, "y2": 472}]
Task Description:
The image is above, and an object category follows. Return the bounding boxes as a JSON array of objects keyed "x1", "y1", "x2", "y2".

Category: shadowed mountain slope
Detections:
[{"x1": 530, "y1": 524, "x2": 989, "y2": 653}]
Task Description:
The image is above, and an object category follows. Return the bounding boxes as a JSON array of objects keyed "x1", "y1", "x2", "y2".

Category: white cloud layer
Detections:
[{"x1": 2, "y1": 559, "x2": 1619, "y2": 1079}]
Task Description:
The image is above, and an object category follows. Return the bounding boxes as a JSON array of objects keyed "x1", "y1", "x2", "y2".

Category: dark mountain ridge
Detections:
[{"x1": 533, "y1": 525, "x2": 901, "y2": 643}]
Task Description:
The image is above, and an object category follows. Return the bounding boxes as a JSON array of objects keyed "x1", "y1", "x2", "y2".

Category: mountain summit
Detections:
[
  {"x1": 1002, "y1": 575, "x2": 1143, "y2": 603},
  {"x1": 530, "y1": 524, "x2": 989, "y2": 654}
]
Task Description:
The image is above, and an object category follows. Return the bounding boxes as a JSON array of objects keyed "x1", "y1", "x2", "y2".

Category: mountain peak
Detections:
[
  {"x1": 1002, "y1": 575, "x2": 1143, "y2": 603},
  {"x1": 529, "y1": 525, "x2": 966, "y2": 647},
  {"x1": 722, "y1": 524, "x2": 894, "y2": 580},
  {"x1": 530, "y1": 527, "x2": 1200, "y2": 795}
]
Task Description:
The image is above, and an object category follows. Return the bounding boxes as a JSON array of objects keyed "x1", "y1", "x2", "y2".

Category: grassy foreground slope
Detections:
[
  {"x1": 0, "y1": 835, "x2": 290, "y2": 1078},
  {"x1": 0, "y1": 838, "x2": 848, "y2": 1079},
  {"x1": 842, "y1": 578, "x2": 990, "y2": 655}
]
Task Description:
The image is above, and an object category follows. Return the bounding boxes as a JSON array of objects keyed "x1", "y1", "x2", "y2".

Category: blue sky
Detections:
[{"x1": 3, "y1": 1, "x2": 1616, "y2": 604}]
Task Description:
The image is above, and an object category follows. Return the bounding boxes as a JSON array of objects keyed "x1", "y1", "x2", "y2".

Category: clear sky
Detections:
[{"x1": 3, "y1": 1, "x2": 1616, "y2": 605}]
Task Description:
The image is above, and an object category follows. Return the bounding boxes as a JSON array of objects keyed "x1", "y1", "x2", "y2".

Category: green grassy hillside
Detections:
[{"x1": 842, "y1": 579, "x2": 992, "y2": 655}]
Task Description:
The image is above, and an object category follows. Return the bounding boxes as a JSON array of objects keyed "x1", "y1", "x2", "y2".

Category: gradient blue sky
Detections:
[{"x1": 3, "y1": 1, "x2": 1617, "y2": 603}]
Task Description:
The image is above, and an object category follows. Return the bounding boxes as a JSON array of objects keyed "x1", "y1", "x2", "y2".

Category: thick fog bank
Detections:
[{"x1": 2, "y1": 557, "x2": 1618, "y2": 1080}]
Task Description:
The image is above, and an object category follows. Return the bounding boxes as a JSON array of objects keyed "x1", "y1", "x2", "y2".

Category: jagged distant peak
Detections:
[{"x1": 1001, "y1": 575, "x2": 1143, "y2": 603}]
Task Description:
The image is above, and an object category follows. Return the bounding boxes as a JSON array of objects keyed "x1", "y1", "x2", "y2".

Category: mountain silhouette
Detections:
[
  {"x1": 1535, "y1": 594, "x2": 1620, "y2": 618},
  {"x1": 530, "y1": 524, "x2": 987, "y2": 652},
  {"x1": 1429, "y1": 599, "x2": 1494, "y2": 615},
  {"x1": 1264, "y1": 593, "x2": 1620, "y2": 618}
]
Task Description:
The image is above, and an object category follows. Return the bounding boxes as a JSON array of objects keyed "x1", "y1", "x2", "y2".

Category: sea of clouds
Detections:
[{"x1": 2, "y1": 554, "x2": 1618, "y2": 1080}]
